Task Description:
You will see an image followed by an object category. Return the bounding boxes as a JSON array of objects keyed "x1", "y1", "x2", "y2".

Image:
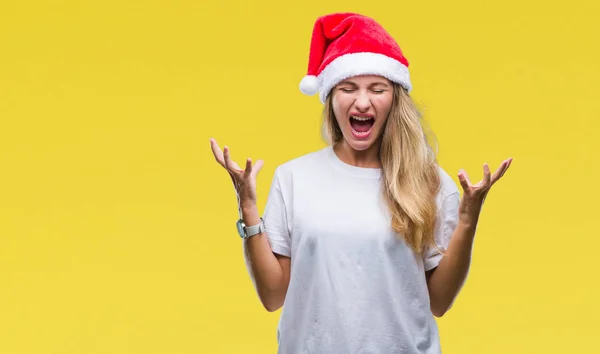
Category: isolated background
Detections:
[{"x1": 1, "y1": 0, "x2": 598, "y2": 353}]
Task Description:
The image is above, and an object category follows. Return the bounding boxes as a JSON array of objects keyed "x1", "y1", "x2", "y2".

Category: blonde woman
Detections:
[{"x1": 210, "y1": 12, "x2": 512, "y2": 354}]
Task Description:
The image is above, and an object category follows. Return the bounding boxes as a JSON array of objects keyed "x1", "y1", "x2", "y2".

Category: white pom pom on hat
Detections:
[
  {"x1": 299, "y1": 12, "x2": 412, "y2": 104},
  {"x1": 299, "y1": 75, "x2": 319, "y2": 95}
]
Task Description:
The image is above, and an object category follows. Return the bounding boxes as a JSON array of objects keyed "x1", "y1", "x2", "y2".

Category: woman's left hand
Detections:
[{"x1": 457, "y1": 158, "x2": 513, "y2": 227}]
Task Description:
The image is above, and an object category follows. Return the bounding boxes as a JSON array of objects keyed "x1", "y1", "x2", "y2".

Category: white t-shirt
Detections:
[{"x1": 262, "y1": 145, "x2": 460, "y2": 354}]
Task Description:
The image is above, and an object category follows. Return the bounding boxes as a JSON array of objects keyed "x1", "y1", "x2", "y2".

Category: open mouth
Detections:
[{"x1": 349, "y1": 115, "x2": 375, "y2": 138}]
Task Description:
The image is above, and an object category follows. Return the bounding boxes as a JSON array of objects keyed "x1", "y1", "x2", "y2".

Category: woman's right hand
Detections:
[{"x1": 209, "y1": 138, "x2": 264, "y2": 210}]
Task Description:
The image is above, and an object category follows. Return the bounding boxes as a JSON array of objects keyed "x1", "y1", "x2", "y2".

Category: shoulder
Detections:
[{"x1": 273, "y1": 146, "x2": 331, "y2": 179}]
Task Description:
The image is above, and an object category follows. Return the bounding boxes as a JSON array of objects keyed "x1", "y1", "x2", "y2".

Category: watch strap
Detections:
[{"x1": 243, "y1": 218, "x2": 264, "y2": 238}]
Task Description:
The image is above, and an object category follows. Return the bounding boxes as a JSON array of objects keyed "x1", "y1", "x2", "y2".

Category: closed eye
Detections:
[{"x1": 338, "y1": 87, "x2": 387, "y2": 93}]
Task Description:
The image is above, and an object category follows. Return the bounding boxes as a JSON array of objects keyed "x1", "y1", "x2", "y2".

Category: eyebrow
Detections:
[{"x1": 338, "y1": 80, "x2": 390, "y2": 87}]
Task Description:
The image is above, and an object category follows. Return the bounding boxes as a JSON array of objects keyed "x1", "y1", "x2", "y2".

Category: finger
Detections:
[
  {"x1": 243, "y1": 158, "x2": 253, "y2": 179},
  {"x1": 494, "y1": 158, "x2": 512, "y2": 182},
  {"x1": 252, "y1": 159, "x2": 264, "y2": 178},
  {"x1": 483, "y1": 163, "x2": 491, "y2": 187},
  {"x1": 223, "y1": 146, "x2": 243, "y2": 175},
  {"x1": 209, "y1": 138, "x2": 225, "y2": 166},
  {"x1": 490, "y1": 160, "x2": 506, "y2": 184},
  {"x1": 458, "y1": 169, "x2": 471, "y2": 191},
  {"x1": 499, "y1": 158, "x2": 513, "y2": 179},
  {"x1": 459, "y1": 169, "x2": 472, "y2": 185},
  {"x1": 223, "y1": 145, "x2": 231, "y2": 169}
]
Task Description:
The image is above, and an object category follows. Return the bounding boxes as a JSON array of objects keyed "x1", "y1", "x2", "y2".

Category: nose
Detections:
[{"x1": 354, "y1": 90, "x2": 371, "y2": 112}]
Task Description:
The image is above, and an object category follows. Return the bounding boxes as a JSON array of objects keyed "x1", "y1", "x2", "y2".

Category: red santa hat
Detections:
[{"x1": 299, "y1": 13, "x2": 412, "y2": 104}]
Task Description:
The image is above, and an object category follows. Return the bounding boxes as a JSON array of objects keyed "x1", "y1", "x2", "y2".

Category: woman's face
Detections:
[{"x1": 331, "y1": 75, "x2": 394, "y2": 152}]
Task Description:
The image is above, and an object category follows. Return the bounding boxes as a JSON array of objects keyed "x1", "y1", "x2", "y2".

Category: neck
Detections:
[{"x1": 334, "y1": 140, "x2": 382, "y2": 168}]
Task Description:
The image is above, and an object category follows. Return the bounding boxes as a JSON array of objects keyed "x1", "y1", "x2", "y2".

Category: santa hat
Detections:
[{"x1": 299, "y1": 13, "x2": 412, "y2": 104}]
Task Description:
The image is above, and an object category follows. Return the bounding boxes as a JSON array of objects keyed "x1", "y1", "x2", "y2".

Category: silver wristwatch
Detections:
[
  {"x1": 233, "y1": 187, "x2": 264, "y2": 238},
  {"x1": 236, "y1": 218, "x2": 265, "y2": 239}
]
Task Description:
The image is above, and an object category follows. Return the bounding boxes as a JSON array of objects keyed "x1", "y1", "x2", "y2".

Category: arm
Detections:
[
  {"x1": 242, "y1": 204, "x2": 291, "y2": 312},
  {"x1": 209, "y1": 138, "x2": 291, "y2": 313},
  {"x1": 425, "y1": 219, "x2": 476, "y2": 317},
  {"x1": 426, "y1": 159, "x2": 512, "y2": 317}
]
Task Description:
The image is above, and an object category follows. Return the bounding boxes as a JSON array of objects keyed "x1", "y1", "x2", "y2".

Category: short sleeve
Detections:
[
  {"x1": 423, "y1": 191, "x2": 460, "y2": 271},
  {"x1": 262, "y1": 167, "x2": 292, "y2": 258}
]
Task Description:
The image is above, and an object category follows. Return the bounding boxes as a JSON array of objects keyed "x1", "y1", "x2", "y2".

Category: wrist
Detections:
[
  {"x1": 457, "y1": 218, "x2": 478, "y2": 238},
  {"x1": 459, "y1": 216, "x2": 477, "y2": 227},
  {"x1": 458, "y1": 198, "x2": 482, "y2": 228},
  {"x1": 240, "y1": 203, "x2": 260, "y2": 225},
  {"x1": 240, "y1": 201, "x2": 257, "y2": 214}
]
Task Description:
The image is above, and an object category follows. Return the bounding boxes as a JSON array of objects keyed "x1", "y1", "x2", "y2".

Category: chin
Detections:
[
  {"x1": 342, "y1": 133, "x2": 378, "y2": 152},
  {"x1": 347, "y1": 140, "x2": 373, "y2": 151}
]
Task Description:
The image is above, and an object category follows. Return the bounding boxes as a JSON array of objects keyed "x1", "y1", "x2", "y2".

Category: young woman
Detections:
[{"x1": 210, "y1": 12, "x2": 512, "y2": 354}]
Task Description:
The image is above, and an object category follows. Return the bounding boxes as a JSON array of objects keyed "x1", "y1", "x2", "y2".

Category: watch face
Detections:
[{"x1": 236, "y1": 220, "x2": 246, "y2": 238}]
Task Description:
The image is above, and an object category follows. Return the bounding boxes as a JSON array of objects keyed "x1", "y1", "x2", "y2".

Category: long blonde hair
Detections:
[{"x1": 322, "y1": 84, "x2": 441, "y2": 254}]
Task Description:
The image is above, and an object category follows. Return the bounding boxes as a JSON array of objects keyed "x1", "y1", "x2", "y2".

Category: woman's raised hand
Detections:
[{"x1": 210, "y1": 138, "x2": 264, "y2": 210}]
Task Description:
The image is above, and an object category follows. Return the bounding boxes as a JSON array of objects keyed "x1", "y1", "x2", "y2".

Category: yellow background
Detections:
[{"x1": 1, "y1": 0, "x2": 598, "y2": 353}]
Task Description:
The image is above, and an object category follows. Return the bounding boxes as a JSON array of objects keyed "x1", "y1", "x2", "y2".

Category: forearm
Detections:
[
  {"x1": 427, "y1": 157, "x2": 512, "y2": 316},
  {"x1": 241, "y1": 204, "x2": 289, "y2": 311},
  {"x1": 427, "y1": 219, "x2": 477, "y2": 317}
]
